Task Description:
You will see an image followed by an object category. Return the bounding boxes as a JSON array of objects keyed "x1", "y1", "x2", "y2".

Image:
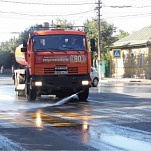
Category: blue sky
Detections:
[{"x1": 0, "y1": 0, "x2": 151, "y2": 42}]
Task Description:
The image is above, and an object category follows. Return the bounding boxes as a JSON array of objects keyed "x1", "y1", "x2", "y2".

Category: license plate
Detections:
[{"x1": 54, "y1": 71, "x2": 68, "y2": 74}]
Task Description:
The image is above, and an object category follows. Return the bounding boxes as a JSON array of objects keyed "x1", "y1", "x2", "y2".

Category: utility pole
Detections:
[{"x1": 96, "y1": 0, "x2": 102, "y2": 80}]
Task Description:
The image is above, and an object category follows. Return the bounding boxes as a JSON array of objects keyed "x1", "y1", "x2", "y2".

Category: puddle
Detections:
[
  {"x1": 27, "y1": 111, "x2": 84, "y2": 129},
  {"x1": 26, "y1": 110, "x2": 151, "y2": 151}
]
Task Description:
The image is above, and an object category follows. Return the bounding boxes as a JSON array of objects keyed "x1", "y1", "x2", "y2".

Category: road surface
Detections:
[{"x1": 0, "y1": 75, "x2": 151, "y2": 150}]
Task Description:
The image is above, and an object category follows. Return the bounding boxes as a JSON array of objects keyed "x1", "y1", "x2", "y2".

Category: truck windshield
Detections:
[{"x1": 33, "y1": 35, "x2": 86, "y2": 52}]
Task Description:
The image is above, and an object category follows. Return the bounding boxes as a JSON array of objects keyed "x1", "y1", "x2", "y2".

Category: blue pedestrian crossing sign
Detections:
[{"x1": 113, "y1": 49, "x2": 121, "y2": 59}]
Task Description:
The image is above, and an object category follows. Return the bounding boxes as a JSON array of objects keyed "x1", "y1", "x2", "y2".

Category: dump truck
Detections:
[{"x1": 13, "y1": 23, "x2": 95, "y2": 101}]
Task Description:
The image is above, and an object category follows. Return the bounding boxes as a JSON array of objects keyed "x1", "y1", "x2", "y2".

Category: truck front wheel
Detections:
[{"x1": 78, "y1": 88, "x2": 89, "y2": 101}]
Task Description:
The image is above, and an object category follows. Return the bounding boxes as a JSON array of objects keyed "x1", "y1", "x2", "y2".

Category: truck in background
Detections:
[{"x1": 13, "y1": 22, "x2": 96, "y2": 101}]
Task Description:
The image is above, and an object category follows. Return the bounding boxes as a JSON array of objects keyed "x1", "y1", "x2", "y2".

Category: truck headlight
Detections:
[
  {"x1": 35, "y1": 81, "x2": 42, "y2": 86},
  {"x1": 82, "y1": 80, "x2": 89, "y2": 85}
]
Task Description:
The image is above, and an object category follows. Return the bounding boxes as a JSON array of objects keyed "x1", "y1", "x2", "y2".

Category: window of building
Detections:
[
  {"x1": 139, "y1": 53, "x2": 144, "y2": 66},
  {"x1": 122, "y1": 52, "x2": 127, "y2": 67},
  {"x1": 130, "y1": 53, "x2": 135, "y2": 67}
]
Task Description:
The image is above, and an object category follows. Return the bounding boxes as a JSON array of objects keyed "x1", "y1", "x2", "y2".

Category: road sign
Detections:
[{"x1": 113, "y1": 49, "x2": 121, "y2": 59}]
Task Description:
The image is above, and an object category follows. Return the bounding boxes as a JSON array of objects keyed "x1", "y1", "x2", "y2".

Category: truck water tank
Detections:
[{"x1": 15, "y1": 44, "x2": 27, "y2": 66}]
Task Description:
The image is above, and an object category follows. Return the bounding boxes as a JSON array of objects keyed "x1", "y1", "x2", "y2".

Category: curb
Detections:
[{"x1": 99, "y1": 78, "x2": 151, "y2": 84}]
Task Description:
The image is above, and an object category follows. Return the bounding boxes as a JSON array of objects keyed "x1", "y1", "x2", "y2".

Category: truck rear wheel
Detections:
[
  {"x1": 78, "y1": 88, "x2": 89, "y2": 101},
  {"x1": 25, "y1": 69, "x2": 37, "y2": 101},
  {"x1": 17, "y1": 90, "x2": 25, "y2": 96},
  {"x1": 25, "y1": 77, "x2": 37, "y2": 101}
]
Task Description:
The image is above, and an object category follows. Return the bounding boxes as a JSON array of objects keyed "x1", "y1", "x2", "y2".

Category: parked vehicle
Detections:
[{"x1": 90, "y1": 67, "x2": 99, "y2": 87}]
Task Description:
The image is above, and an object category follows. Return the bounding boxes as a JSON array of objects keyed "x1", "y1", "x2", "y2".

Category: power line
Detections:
[
  {"x1": 75, "y1": 4, "x2": 96, "y2": 23},
  {"x1": 105, "y1": 5, "x2": 132, "y2": 8},
  {"x1": 0, "y1": 32, "x2": 20, "y2": 34},
  {"x1": 103, "y1": 12, "x2": 151, "y2": 19},
  {"x1": 104, "y1": 4, "x2": 151, "y2": 8},
  {"x1": 0, "y1": 9, "x2": 94, "y2": 17},
  {"x1": 0, "y1": 0, "x2": 96, "y2": 24},
  {"x1": 1, "y1": 7, "x2": 151, "y2": 21},
  {"x1": 0, "y1": 0, "x2": 94, "y2": 5}
]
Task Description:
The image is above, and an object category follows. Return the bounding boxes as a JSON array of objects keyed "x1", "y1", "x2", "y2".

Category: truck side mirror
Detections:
[
  {"x1": 90, "y1": 39, "x2": 96, "y2": 51},
  {"x1": 21, "y1": 47, "x2": 27, "y2": 52},
  {"x1": 23, "y1": 40, "x2": 27, "y2": 47}
]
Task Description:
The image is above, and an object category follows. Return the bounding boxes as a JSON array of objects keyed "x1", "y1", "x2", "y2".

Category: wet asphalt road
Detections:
[{"x1": 0, "y1": 75, "x2": 151, "y2": 150}]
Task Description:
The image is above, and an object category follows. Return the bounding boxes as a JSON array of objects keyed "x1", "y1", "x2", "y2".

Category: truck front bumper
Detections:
[{"x1": 30, "y1": 75, "x2": 91, "y2": 95}]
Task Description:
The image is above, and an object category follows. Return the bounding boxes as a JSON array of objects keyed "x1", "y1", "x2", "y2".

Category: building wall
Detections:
[{"x1": 110, "y1": 46, "x2": 151, "y2": 79}]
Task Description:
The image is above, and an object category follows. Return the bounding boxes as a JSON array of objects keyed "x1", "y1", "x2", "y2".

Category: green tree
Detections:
[
  {"x1": 84, "y1": 18, "x2": 117, "y2": 66},
  {"x1": 0, "y1": 51, "x2": 15, "y2": 69},
  {"x1": 117, "y1": 29, "x2": 129, "y2": 39},
  {"x1": 84, "y1": 18, "x2": 130, "y2": 77},
  {"x1": 56, "y1": 18, "x2": 74, "y2": 27},
  {"x1": 0, "y1": 37, "x2": 17, "y2": 69}
]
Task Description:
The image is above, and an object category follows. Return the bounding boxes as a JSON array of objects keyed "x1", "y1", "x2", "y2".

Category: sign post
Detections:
[
  {"x1": 113, "y1": 49, "x2": 121, "y2": 59},
  {"x1": 113, "y1": 49, "x2": 121, "y2": 78}
]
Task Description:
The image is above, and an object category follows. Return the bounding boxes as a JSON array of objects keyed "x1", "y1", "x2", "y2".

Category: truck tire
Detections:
[
  {"x1": 78, "y1": 88, "x2": 89, "y2": 101},
  {"x1": 25, "y1": 77, "x2": 37, "y2": 101},
  {"x1": 25, "y1": 68, "x2": 37, "y2": 101},
  {"x1": 27, "y1": 88, "x2": 37, "y2": 102}
]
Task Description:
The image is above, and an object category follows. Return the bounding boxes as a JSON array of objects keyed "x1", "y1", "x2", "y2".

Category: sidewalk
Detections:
[
  {"x1": 0, "y1": 73, "x2": 12, "y2": 77},
  {"x1": 99, "y1": 77, "x2": 151, "y2": 84}
]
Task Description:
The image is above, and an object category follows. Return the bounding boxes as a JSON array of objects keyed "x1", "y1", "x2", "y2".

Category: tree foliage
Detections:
[
  {"x1": 0, "y1": 38, "x2": 17, "y2": 68},
  {"x1": 117, "y1": 29, "x2": 129, "y2": 39},
  {"x1": 84, "y1": 18, "x2": 118, "y2": 64}
]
